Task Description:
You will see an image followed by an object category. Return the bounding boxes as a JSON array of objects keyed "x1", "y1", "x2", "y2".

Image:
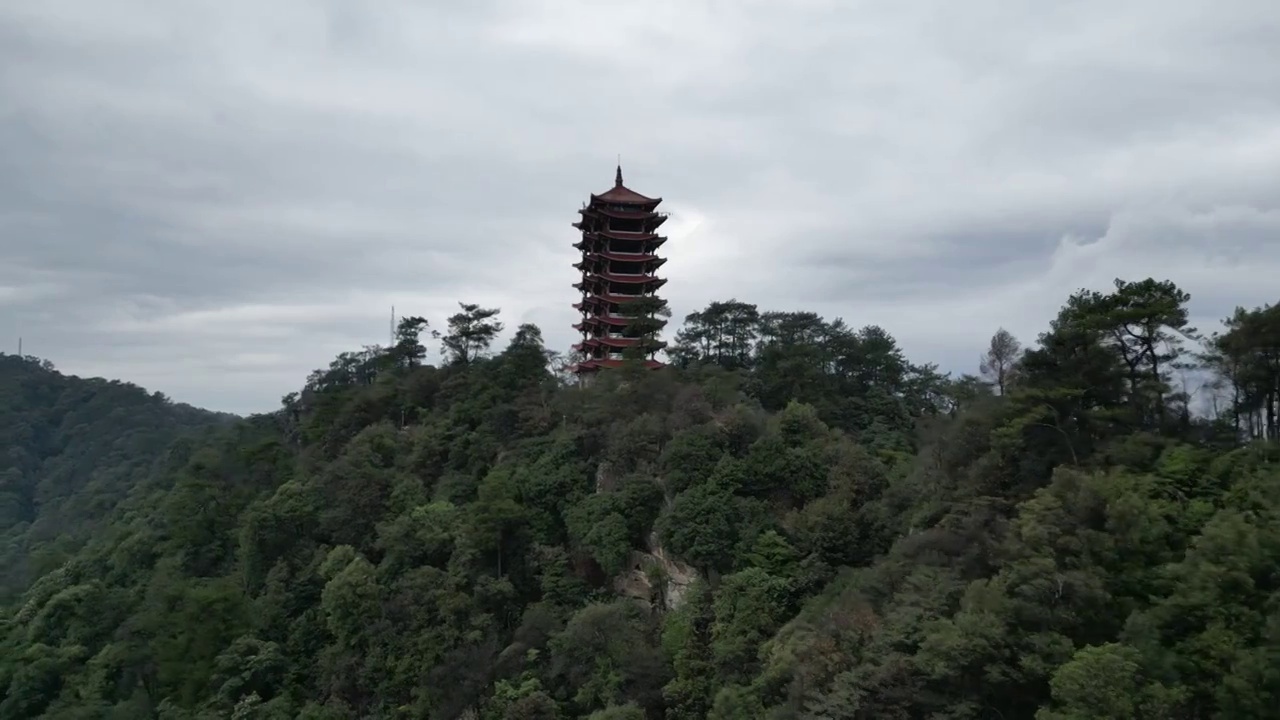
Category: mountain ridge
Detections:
[{"x1": 1, "y1": 286, "x2": 1278, "y2": 719}]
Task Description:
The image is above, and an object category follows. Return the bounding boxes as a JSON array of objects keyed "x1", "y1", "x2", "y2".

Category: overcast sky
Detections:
[{"x1": 3, "y1": 1, "x2": 1279, "y2": 414}]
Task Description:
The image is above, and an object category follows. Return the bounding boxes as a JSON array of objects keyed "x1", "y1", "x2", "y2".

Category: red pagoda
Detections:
[{"x1": 570, "y1": 166, "x2": 668, "y2": 375}]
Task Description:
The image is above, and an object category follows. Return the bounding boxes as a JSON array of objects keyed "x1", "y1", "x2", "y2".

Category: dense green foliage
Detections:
[
  {"x1": 2, "y1": 282, "x2": 1278, "y2": 719},
  {"x1": 0, "y1": 355, "x2": 233, "y2": 602}
]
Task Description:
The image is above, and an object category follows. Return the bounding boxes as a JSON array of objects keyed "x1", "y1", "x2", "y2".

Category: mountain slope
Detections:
[{"x1": 0, "y1": 354, "x2": 234, "y2": 600}]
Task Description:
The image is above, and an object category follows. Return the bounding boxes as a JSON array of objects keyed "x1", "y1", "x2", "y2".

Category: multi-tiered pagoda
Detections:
[{"x1": 570, "y1": 166, "x2": 668, "y2": 375}]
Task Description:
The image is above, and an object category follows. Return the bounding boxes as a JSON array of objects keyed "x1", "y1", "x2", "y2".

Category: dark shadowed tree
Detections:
[
  {"x1": 1206, "y1": 302, "x2": 1280, "y2": 439},
  {"x1": 671, "y1": 300, "x2": 761, "y2": 369},
  {"x1": 980, "y1": 327, "x2": 1022, "y2": 395},
  {"x1": 391, "y1": 316, "x2": 430, "y2": 369}
]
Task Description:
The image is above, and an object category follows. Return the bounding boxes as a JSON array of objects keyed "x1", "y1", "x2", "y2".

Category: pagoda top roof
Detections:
[{"x1": 590, "y1": 166, "x2": 661, "y2": 206}]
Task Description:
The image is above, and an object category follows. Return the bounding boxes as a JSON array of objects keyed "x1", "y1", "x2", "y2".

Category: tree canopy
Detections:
[{"x1": 2, "y1": 278, "x2": 1278, "y2": 719}]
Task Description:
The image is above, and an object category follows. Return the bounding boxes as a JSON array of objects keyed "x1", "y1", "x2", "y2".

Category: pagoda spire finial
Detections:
[{"x1": 615, "y1": 156, "x2": 623, "y2": 187}]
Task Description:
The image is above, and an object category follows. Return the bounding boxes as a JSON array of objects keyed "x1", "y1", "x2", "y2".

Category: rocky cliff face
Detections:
[
  {"x1": 594, "y1": 460, "x2": 698, "y2": 610},
  {"x1": 613, "y1": 532, "x2": 698, "y2": 610}
]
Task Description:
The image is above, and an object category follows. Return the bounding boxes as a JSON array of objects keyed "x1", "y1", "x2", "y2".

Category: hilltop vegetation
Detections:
[
  {"x1": 0, "y1": 355, "x2": 233, "y2": 602},
  {"x1": 1, "y1": 282, "x2": 1278, "y2": 719}
]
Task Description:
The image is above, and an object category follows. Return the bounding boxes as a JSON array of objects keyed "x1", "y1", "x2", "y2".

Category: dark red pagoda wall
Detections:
[
  {"x1": 577, "y1": 234, "x2": 666, "y2": 251},
  {"x1": 600, "y1": 238, "x2": 647, "y2": 253},
  {"x1": 609, "y1": 260, "x2": 647, "y2": 274},
  {"x1": 607, "y1": 217, "x2": 649, "y2": 232},
  {"x1": 585, "y1": 281, "x2": 658, "y2": 296}
]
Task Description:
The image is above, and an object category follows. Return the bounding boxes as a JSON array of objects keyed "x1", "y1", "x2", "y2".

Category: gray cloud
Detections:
[{"x1": 2, "y1": 0, "x2": 1279, "y2": 414}]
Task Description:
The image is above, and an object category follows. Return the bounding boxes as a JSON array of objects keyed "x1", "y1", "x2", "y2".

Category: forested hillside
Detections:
[
  {"x1": 0, "y1": 355, "x2": 234, "y2": 602},
  {"x1": 2, "y1": 280, "x2": 1278, "y2": 719}
]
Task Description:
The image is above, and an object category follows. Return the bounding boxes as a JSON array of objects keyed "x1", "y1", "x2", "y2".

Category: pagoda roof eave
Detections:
[
  {"x1": 574, "y1": 237, "x2": 668, "y2": 251},
  {"x1": 589, "y1": 194, "x2": 661, "y2": 206},
  {"x1": 587, "y1": 230, "x2": 663, "y2": 241},
  {"x1": 572, "y1": 359, "x2": 666, "y2": 372},
  {"x1": 580, "y1": 251, "x2": 664, "y2": 263},
  {"x1": 589, "y1": 185, "x2": 662, "y2": 205},
  {"x1": 583, "y1": 273, "x2": 665, "y2": 285},
  {"x1": 574, "y1": 291, "x2": 661, "y2": 305},
  {"x1": 574, "y1": 316, "x2": 630, "y2": 329},
  {"x1": 578, "y1": 207, "x2": 668, "y2": 222},
  {"x1": 574, "y1": 337, "x2": 644, "y2": 349}
]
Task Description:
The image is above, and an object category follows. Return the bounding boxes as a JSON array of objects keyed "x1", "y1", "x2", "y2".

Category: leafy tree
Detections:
[
  {"x1": 1037, "y1": 643, "x2": 1185, "y2": 719},
  {"x1": 658, "y1": 482, "x2": 739, "y2": 573},
  {"x1": 619, "y1": 295, "x2": 671, "y2": 361},
  {"x1": 438, "y1": 302, "x2": 505, "y2": 365},
  {"x1": 670, "y1": 299, "x2": 760, "y2": 369}
]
